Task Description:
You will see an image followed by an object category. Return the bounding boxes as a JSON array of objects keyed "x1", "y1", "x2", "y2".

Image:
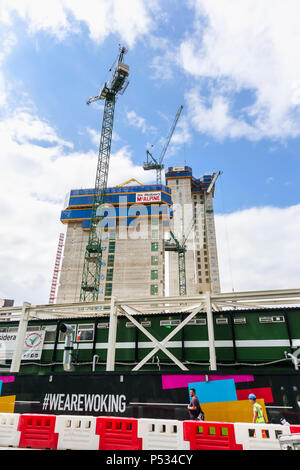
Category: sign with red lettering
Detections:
[{"x1": 136, "y1": 192, "x2": 161, "y2": 203}]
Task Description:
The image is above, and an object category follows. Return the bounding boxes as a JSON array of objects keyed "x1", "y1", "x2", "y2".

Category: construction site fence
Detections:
[{"x1": 0, "y1": 412, "x2": 299, "y2": 450}]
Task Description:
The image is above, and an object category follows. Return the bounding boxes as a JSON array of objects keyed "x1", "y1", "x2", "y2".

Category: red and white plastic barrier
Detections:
[
  {"x1": 55, "y1": 415, "x2": 99, "y2": 450},
  {"x1": 233, "y1": 422, "x2": 291, "y2": 450},
  {"x1": 96, "y1": 416, "x2": 142, "y2": 450},
  {"x1": 183, "y1": 420, "x2": 243, "y2": 450},
  {"x1": 137, "y1": 418, "x2": 189, "y2": 450},
  {"x1": 0, "y1": 413, "x2": 21, "y2": 448},
  {"x1": 0, "y1": 412, "x2": 299, "y2": 450},
  {"x1": 18, "y1": 414, "x2": 58, "y2": 449}
]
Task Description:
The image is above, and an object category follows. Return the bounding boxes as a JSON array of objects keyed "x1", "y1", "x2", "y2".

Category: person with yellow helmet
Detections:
[{"x1": 248, "y1": 393, "x2": 266, "y2": 423}]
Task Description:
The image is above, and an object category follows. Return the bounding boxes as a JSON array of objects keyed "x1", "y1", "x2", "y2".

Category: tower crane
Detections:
[
  {"x1": 166, "y1": 171, "x2": 221, "y2": 296},
  {"x1": 143, "y1": 105, "x2": 183, "y2": 184},
  {"x1": 80, "y1": 45, "x2": 130, "y2": 302},
  {"x1": 165, "y1": 215, "x2": 195, "y2": 296}
]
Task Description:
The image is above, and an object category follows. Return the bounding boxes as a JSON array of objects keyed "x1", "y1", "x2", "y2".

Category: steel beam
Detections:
[
  {"x1": 206, "y1": 291, "x2": 217, "y2": 370},
  {"x1": 1, "y1": 288, "x2": 300, "y2": 320},
  {"x1": 120, "y1": 303, "x2": 204, "y2": 371},
  {"x1": 106, "y1": 296, "x2": 117, "y2": 371},
  {"x1": 10, "y1": 302, "x2": 31, "y2": 373}
]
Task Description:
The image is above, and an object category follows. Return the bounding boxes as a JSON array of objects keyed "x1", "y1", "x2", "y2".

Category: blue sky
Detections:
[{"x1": 0, "y1": 0, "x2": 299, "y2": 304}]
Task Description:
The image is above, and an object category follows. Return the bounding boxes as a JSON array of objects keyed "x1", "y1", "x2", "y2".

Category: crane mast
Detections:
[{"x1": 80, "y1": 46, "x2": 129, "y2": 302}]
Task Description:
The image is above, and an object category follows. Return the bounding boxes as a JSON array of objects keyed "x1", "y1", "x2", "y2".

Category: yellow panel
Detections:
[
  {"x1": 201, "y1": 399, "x2": 268, "y2": 423},
  {"x1": 0, "y1": 396, "x2": 16, "y2": 413}
]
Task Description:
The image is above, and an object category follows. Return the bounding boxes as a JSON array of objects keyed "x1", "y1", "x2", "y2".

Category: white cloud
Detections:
[
  {"x1": 180, "y1": 0, "x2": 300, "y2": 140},
  {"x1": 0, "y1": 102, "x2": 153, "y2": 305},
  {"x1": 185, "y1": 88, "x2": 260, "y2": 141},
  {"x1": 170, "y1": 116, "x2": 191, "y2": 147},
  {"x1": 150, "y1": 45, "x2": 176, "y2": 81},
  {"x1": 215, "y1": 204, "x2": 300, "y2": 293},
  {"x1": 126, "y1": 110, "x2": 156, "y2": 135},
  {"x1": 87, "y1": 127, "x2": 121, "y2": 147},
  {"x1": 108, "y1": 147, "x2": 153, "y2": 186},
  {"x1": 0, "y1": 0, "x2": 160, "y2": 46},
  {"x1": 160, "y1": 115, "x2": 192, "y2": 164},
  {"x1": 0, "y1": 1, "x2": 160, "y2": 305},
  {"x1": 0, "y1": 0, "x2": 70, "y2": 39},
  {"x1": 0, "y1": 30, "x2": 17, "y2": 106},
  {"x1": 1, "y1": 0, "x2": 299, "y2": 308},
  {"x1": 2, "y1": 108, "x2": 73, "y2": 148}
]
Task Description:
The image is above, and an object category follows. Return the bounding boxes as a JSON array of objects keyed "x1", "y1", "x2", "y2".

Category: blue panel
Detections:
[
  {"x1": 167, "y1": 166, "x2": 192, "y2": 172},
  {"x1": 81, "y1": 219, "x2": 91, "y2": 229},
  {"x1": 165, "y1": 171, "x2": 192, "y2": 178},
  {"x1": 61, "y1": 209, "x2": 92, "y2": 220},
  {"x1": 69, "y1": 196, "x2": 94, "y2": 206},
  {"x1": 62, "y1": 202, "x2": 171, "y2": 224},
  {"x1": 188, "y1": 379, "x2": 237, "y2": 404},
  {"x1": 0, "y1": 380, "x2": 2, "y2": 396},
  {"x1": 66, "y1": 186, "x2": 172, "y2": 210}
]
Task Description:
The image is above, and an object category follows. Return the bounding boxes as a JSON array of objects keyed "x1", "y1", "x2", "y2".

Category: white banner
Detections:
[
  {"x1": 0, "y1": 330, "x2": 46, "y2": 361},
  {"x1": 136, "y1": 192, "x2": 161, "y2": 203}
]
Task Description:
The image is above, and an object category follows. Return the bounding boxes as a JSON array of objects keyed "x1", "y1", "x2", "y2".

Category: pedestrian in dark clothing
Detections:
[{"x1": 187, "y1": 388, "x2": 204, "y2": 420}]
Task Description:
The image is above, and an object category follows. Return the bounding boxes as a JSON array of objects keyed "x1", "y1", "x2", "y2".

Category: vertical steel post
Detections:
[
  {"x1": 10, "y1": 302, "x2": 31, "y2": 373},
  {"x1": 205, "y1": 291, "x2": 217, "y2": 370},
  {"x1": 106, "y1": 296, "x2": 117, "y2": 371}
]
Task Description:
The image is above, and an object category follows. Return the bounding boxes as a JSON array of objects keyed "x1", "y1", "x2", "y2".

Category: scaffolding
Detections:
[{"x1": 48, "y1": 233, "x2": 64, "y2": 304}]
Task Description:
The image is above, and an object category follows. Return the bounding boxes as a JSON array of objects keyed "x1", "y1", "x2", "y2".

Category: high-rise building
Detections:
[
  {"x1": 0, "y1": 299, "x2": 14, "y2": 320},
  {"x1": 57, "y1": 182, "x2": 172, "y2": 303},
  {"x1": 165, "y1": 166, "x2": 220, "y2": 296},
  {"x1": 56, "y1": 167, "x2": 220, "y2": 303}
]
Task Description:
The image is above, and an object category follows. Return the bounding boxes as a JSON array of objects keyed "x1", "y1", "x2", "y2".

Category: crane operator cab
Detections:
[{"x1": 100, "y1": 50, "x2": 130, "y2": 100}]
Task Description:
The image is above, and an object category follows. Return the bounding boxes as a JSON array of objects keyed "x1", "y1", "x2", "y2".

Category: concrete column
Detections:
[
  {"x1": 10, "y1": 302, "x2": 31, "y2": 373},
  {"x1": 106, "y1": 296, "x2": 117, "y2": 371},
  {"x1": 205, "y1": 291, "x2": 217, "y2": 370}
]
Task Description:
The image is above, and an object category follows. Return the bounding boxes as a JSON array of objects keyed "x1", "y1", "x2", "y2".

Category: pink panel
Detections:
[
  {"x1": 236, "y1": 387, "x2": 274, "y2": 403},
  {"x1": 0, "y1": 376, "x2": 15, "y2": 383},
  {"x1": 162, "y1": 374, "x2": 254, "y2": 390}
]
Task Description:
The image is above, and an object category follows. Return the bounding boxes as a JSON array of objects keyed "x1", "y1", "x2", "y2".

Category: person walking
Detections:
[
  {"x1": 188, "y1": 388, "x2": 204, "y2": 421},
  {"x1": 248, "y1": 393, "x2": 265, "y2": 423}
]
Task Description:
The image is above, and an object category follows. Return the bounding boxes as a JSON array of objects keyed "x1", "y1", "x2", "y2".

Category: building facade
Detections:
[
  {"x1": 165, "y1": 166, "x2": 220, "y2": 296},
  {"x1": 56, "y1": 167, "x2": 220, "y2": 303}
]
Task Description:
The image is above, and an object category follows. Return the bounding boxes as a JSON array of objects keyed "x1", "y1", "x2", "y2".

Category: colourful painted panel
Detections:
[
  {"x1": 236, "y1": 387, "x2": 274, "y2": 403},
  {"x1": 0, "y1": 376, "x2": 15, "y2": 383},
  {"x1": 201, "y1": 399, "x2": 268, "y2": 424},
  {"x1": 188, "y1": 379, "x2": 237, "y2": 404},
  {"x1": 0, "y1": 396, "x2": 16, "y2": 413},
  {"x1": 0, "y1": 376, "x2": 15, "y2": 413},
  {"x1": 162, "y1": 374, "x2": 254, "y2": 390}
]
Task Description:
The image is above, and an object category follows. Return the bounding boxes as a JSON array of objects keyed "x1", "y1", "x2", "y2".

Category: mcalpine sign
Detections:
[
  {"x1": 0, "y1": 330, "x2": 45, "y2": 361},
  {"x1": 136, "y1": 192, "x2": 161, "y2": 203}
]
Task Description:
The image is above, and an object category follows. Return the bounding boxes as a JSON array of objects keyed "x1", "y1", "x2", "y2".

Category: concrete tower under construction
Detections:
[{"x1": 56, "y1": 166, "x2": 220, "y2": 304}]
